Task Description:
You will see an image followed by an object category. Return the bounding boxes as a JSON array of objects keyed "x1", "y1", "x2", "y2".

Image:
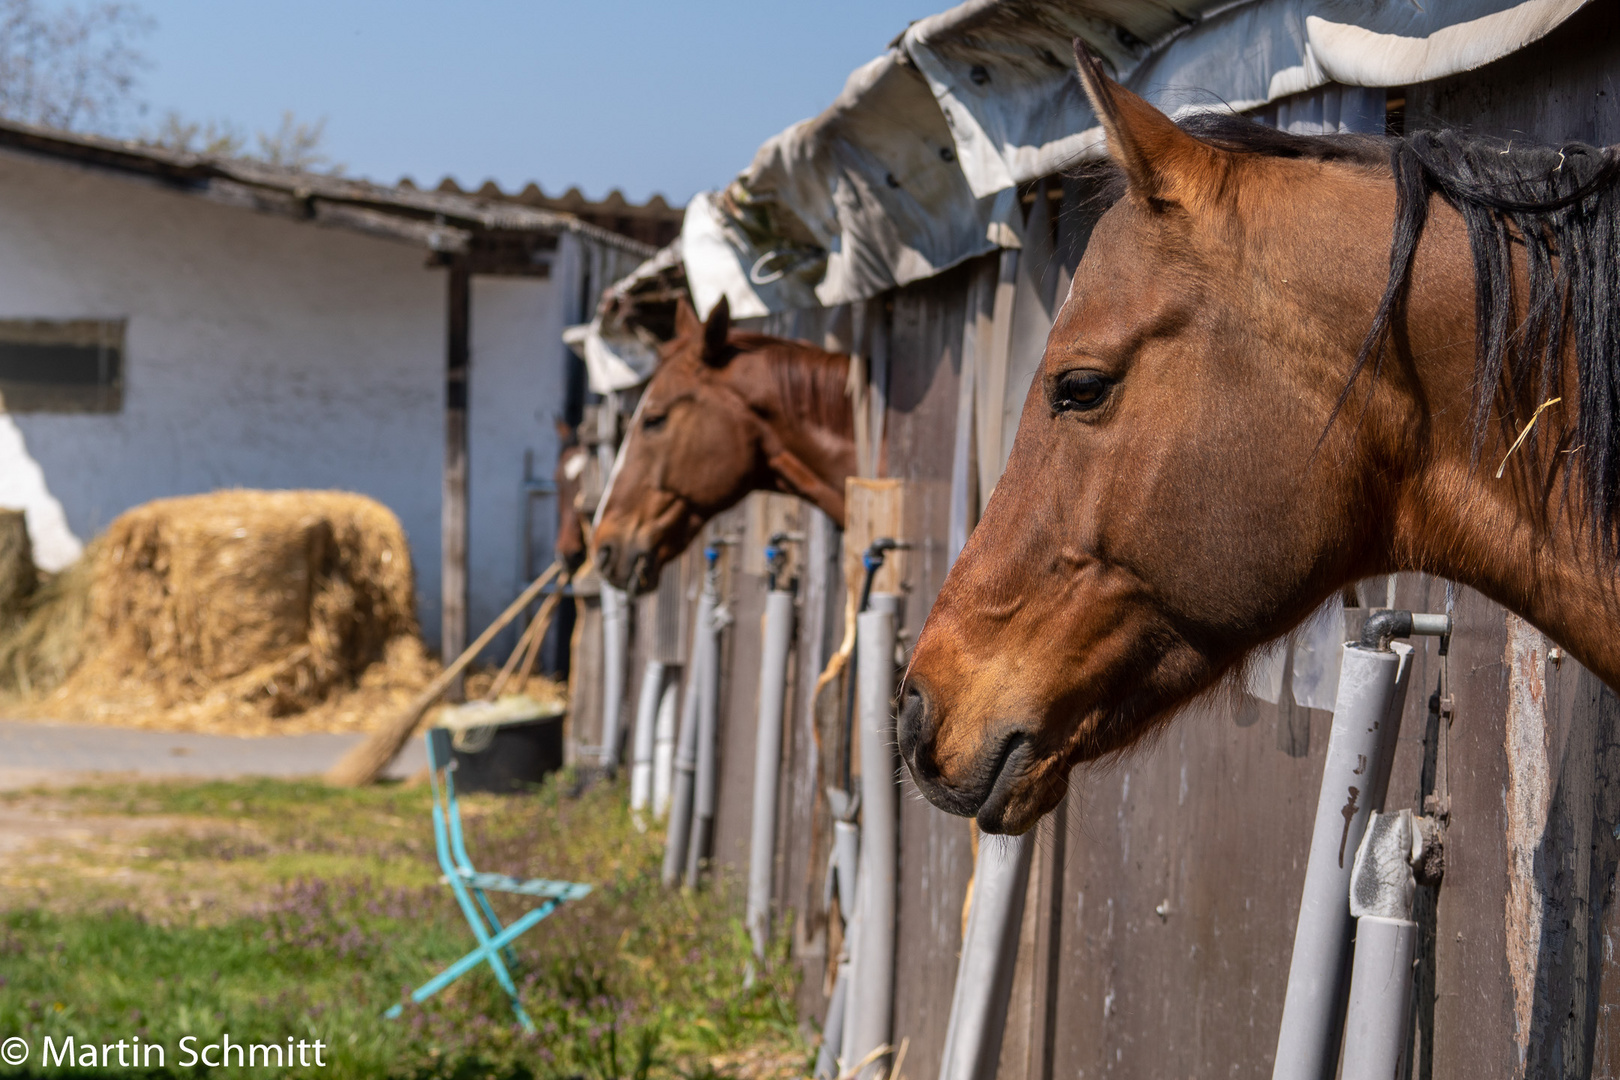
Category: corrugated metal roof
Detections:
[
  {"x1": 0, "y1": 117, "x2": 657, "y2": 261},
  {"x1": 423, "y1": 178, "x2": 684, "y2": 251}
]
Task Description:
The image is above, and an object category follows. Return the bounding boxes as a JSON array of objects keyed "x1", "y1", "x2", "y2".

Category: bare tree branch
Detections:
[
  {"x1": 255, "y1": 110, "x2": 343, "y2": 174},
  {"x1": 146, "y1": 109, "x2": 244, "y2": 156},
  {"x1": 0, "y1": 0, "x2": 151, "y2": 132}
]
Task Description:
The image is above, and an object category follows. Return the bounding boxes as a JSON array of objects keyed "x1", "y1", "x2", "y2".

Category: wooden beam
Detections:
[
  {"x1": 312, "y1": 201, "x2": 469, "y2": 253},
  {"x1": 426, "y1": 233, "x2": 556, "y2": 276},
  {"x1": 442, "y1": 260, "x2": 471, "y2": 701}
]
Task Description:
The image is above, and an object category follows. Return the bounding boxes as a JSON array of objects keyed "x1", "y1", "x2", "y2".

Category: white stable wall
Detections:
[
  {"x1": 0, "y1": 148, "x2": 569, "y2": 652},
  {"x1": 467, "y1": 266, "x2": 571, "y2": 651}
]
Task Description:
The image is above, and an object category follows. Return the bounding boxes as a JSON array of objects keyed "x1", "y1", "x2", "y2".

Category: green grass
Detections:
[{"x1": 0, "y1": 773, "x2": 805, "y2": 1079}]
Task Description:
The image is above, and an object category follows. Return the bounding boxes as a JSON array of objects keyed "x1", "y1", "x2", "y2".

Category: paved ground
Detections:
[{"x1": 0, "y1": 720, "x2": 427, "y2": 789}]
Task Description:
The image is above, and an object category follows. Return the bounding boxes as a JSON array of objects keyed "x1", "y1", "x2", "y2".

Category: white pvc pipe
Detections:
[
  {"x1": 1341, "y1": 808, "x2": 1425, "y2": 1078},
  {"x1": 662, "y1": 586, "x2": 716, "y2": 887},
  {"x1": 827, "y1": 816, "x2": 861, "y2": 1075},
  {"x1": 937, "y1": 832, "x2": 1035, "y2": 1080},
  {"x1": 686, "y1": 582, "x2": 724, "y2": 887},
  {"x1": 1272, "y1": 642, "x2": 1412, "y2": 1080},
  {"x1": 652, "y1": 668, "x2": 680, "y2": 818},
  {"x1": 629, "y1": 659, "x2": 664, "y2": 817},
  {"x1": 832, "y1": 819, "x2": 861, "y2": 917},
  {"x1": 1341, "y1": 916, "x2": 1417, "y2": 1080},
  {"x1": 747, "y1": 589, "x2": 795, "y2": 957},
  {"x1": 599, "y1": 583, "x2": 630, "y2": 772},
  {"x1": 846, "y1": 596, "x2": 898, "y2": 1080},
  {"x1": 815, "y1": 963, "x2": 852, "y2": 1080},
  {"x1": 839, "y1": 873, "x2": 866, "y2": 1077}
]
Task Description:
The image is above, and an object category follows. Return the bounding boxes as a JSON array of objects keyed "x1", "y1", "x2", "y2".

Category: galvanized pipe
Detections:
[
  {"x1": 747, "y1": 589, "x2": 795, "y2": 957},
  {"x1": 629, "y1": 659, "x2": 665, "y2": 818},
  {"x1": 662, "y1": 583, "x2": 716, "y2": 887},
  {"x1": 937, "y1": 832, "x2": 1034, "y2": 1080},
  {"x1": 845, "y1": 595, "x2": 899, "y2": 1080},
  {"x1": 598, "y1": 583, "x2": 630, "y2": 772},
  {"x1": 1271, "y1": 641, "x2": 1412, "y2": 1080}
]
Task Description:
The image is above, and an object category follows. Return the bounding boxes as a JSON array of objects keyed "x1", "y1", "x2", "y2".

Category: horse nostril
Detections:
[
  {"x1": 897, "y1": 683, "x2": 932, "y2": 772},
  {"x1": 594, "y1": 542, "x2": 616, "y2": 574}
]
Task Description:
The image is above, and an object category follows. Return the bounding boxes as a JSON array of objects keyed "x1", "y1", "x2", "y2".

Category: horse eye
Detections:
[
  {"x1": 1052, "y1": 371, "x2": 1112, "y2": 413},
  {"x1": 641, "y1": 412, "x2": 667, "y2": 432}
]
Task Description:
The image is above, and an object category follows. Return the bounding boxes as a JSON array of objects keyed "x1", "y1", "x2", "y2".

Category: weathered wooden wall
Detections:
[
  {"x1": 884, "y1": 259, "x2": 984, "y2": 1079},
  {"x1": 609, "y1": 8, "x2": 1620, "y2": 1074}
]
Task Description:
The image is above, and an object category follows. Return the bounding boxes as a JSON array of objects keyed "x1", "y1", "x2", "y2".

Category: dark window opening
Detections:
[
  {"x1": 1385, "y1": 91, "x2": 1407, "y2": 138},
  {"x1": 0, "y1": 319, "x2": 124, "y2": 413}
]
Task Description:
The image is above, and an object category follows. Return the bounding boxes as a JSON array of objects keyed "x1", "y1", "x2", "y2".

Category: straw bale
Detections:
[
  {"x1": 16, "y1": 489, "x2": 439, "y2": 735},
  {"x1": 0, "y1": 534, "x2": 89, "y2": 697},
  {"x1": 0, "y1": 508, "x2": 35, "y2": 619}
]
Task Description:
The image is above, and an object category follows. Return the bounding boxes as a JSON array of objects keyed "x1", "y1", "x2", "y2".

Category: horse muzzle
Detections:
[
  {"x1": 591, "y1": 538, "x2": 659, "y2": 594},
  {"x1": 898, "y1": 680, "x2": 1046, "y2": 834}
]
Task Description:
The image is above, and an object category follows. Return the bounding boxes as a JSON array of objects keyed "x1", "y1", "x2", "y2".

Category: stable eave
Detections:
[{"x1": 0, "y1": 118, "x2": 656, "y2": 269}]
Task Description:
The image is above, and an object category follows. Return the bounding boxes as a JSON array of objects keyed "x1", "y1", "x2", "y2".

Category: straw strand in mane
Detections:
[{"x1": 1370, "y1": 131, "x2": 1620, "y2": 553}]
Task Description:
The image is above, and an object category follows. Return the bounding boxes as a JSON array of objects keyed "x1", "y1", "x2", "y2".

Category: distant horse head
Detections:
[
  {"x1": 901, "y1": 46, "x2": 1620, "y2": 834},
  {"x1": 592, "y1": 298, "x2": 856, "y2": 593},
  {"x1": 553, "y1": 419, "x2": 590, "y2": 573}
]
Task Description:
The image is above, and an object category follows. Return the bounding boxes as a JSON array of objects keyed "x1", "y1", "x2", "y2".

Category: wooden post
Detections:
[{"x1": 443, "y1": 261, "x2": 470, "y2": 701}]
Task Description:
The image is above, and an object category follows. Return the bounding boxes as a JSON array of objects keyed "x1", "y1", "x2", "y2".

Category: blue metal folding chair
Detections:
[{"x1": 384, "y1": 729, "x2": 591, "y2": 1031}]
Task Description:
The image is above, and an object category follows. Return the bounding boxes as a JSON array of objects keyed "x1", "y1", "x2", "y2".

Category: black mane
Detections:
[
  {"x1": 1184, "y1": 112, "x2": 1620, "y2": 554},
  {"x1": 1180, "y1": 111, "x2": 1389, "y2": 166}
]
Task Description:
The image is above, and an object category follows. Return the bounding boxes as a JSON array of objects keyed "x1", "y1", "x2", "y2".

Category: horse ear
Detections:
[
  {"x1": 701, "y1": 296, "x2": 731, "y2": 367},
  {"x1": 674, "y1": 297, "x2": 701, "y2": 339},
  {"x1": 1072, "y1": 40, "x2": 1225, "y2": 211}
]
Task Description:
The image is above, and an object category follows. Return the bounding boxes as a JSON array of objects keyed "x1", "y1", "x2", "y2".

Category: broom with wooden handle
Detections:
[
  {"x1": 326, "y1": 561, "x2": 563, "y2": 787},
  {"x1": 485, "y1": 573, "x2": 568, "y2": 702}
]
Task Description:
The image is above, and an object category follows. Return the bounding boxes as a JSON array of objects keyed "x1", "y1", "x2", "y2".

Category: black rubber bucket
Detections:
[{"x1": 428, "y1": 715, "x2": 565, "y2": 794}]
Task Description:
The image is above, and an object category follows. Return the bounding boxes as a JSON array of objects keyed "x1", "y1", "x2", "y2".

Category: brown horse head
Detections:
[
  {"x1": 553, "y1": 419, "x2": 590, "y2": 573},
  {"x1": 592, "y1": 298, "x2": 856, "y2": 592},
  {"x1": 901, "y1": 47, "x2": 1620, "y2": 834}
]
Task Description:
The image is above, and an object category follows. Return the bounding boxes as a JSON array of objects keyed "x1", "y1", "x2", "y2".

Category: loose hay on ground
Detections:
[
  {"x1": 4, "y1": 490, "x2": 445, "y2": 735},
  {"x1": 0, "y1": 508, "x2": 35, "y2": 618},
  {"x1": 0, "y1": 530, "x2": 92, "y2": 699}
]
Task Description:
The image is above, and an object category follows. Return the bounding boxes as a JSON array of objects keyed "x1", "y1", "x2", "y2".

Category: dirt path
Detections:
[{"x1": 0, "y1": 719, "x2": 426, "y2": 789}]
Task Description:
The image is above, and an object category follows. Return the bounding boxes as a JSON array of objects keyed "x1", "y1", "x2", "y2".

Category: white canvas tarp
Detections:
[
  {"x1": 568, "y1": 240, "x2": 687, "y2": 393},
  {"x1": 685, "y1": 52, "x2": 1023, "y2": 319},
  {"x1": 684, "y1": 0, "x2": 1592, "y2": 318}
]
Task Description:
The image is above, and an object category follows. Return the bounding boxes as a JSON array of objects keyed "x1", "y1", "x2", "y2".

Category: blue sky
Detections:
[{"x1": 132, "y1": 1, "x2": 940, "y2": 205}]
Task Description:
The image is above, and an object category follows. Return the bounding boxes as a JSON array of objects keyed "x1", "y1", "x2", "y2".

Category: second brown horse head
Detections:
[
  {"x1": 901, "y1": 46, "x2": 1620, "y2": 835},
  {"x1": 552, "y1": 418, "x2": 590, "y2": 573},
  {"x1": 592, "y1": 298, "x2": 856, "y2": 593}
]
